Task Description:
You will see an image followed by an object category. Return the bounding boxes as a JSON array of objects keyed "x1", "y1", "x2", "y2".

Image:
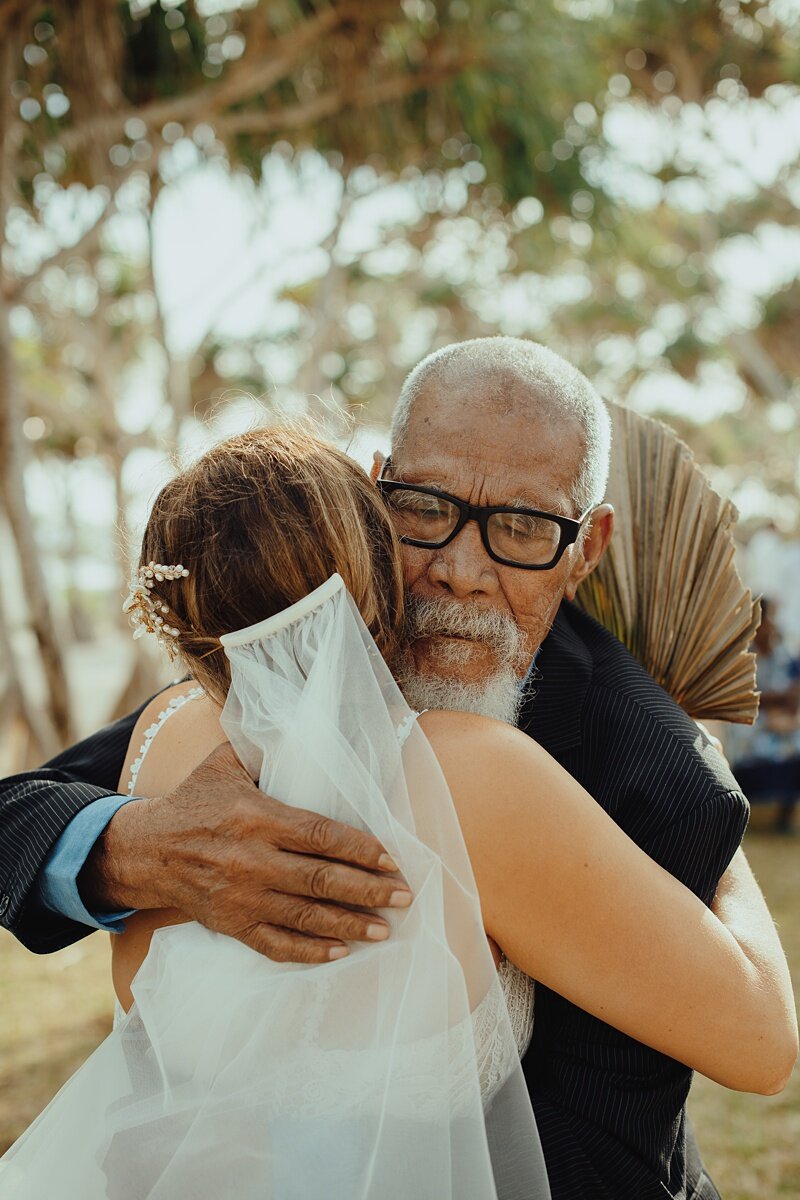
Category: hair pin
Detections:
[{"x1": 123, "y1": 561, "x2": 190, "y2": 660}]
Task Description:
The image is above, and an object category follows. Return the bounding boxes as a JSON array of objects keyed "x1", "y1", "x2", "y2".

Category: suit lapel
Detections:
[{"x1": 518, "y1": 602, "x2": 592, "y2": 757}]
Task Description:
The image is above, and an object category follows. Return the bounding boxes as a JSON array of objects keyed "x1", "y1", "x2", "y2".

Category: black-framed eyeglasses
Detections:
[{"x1": 377, "y1": 461, "x2": 594, "y2": 570}]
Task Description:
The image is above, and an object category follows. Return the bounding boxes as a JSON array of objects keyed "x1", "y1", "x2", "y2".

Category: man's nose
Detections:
[{"x1": 426, "y1": 520, "x2": 499, "y2": 598}]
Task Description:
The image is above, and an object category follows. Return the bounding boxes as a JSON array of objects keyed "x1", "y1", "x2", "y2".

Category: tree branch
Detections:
[
  {"x1": 53, "y1": 5, "x2": 349, "y2": 158},
  {"x1": 213, "y1": 58, "x2": 472, "y2": 139},
  {"x1": 728, "y1": 329, "x2": 792, "y2": 403},
  {"x1": 5, "y1": 195, "x2": 116, "y2": 303},
  {"x1": 5, "y1": 152, "x2": 162, "y2": 304}
]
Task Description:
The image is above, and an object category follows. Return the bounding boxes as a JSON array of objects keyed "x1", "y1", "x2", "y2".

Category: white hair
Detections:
[{"x1": 391, "y1": 337, "x2": 612, "y2": 511}]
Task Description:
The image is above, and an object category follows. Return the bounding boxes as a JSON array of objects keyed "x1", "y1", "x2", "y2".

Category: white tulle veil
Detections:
[{"x1": 0, "y1": 574, "x2": 549, "y2": 1199}]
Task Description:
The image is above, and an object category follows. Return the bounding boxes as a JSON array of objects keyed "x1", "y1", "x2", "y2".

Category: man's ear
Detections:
[
  {"x1": 563, "y1": 504, "x2": 614, "y2": 601},
  {"x1": 370, "y1": 451, "x2": 385, "y2": 483}
]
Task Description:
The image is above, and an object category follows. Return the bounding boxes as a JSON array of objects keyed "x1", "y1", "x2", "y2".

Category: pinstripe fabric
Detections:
[
  {"x1": 520, "y1": 602, "x2": 748, "y2": 1200},
  {"x1": 0, "y1": 696, "x2": 155, "y2": 953},
  {"x1": 0, "y1": 607, "x2": 746, "y2": 1196}
]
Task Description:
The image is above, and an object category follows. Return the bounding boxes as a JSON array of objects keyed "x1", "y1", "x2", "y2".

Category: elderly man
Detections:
[{"x1": 0, "y1": 338, "x2": 782, "y2": 1197}]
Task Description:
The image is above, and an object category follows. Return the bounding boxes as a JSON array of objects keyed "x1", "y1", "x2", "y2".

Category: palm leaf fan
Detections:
[{"x1": 575, "y1": 401, "x2": 760, "y2": 724}]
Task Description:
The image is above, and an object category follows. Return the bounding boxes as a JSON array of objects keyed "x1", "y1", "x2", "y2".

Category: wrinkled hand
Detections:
[{"x1": 79, "y1": 743, "x2": 412, "y2": 963}]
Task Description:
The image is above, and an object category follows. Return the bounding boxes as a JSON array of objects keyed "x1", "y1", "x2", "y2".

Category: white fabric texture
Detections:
[
  {"x1": 0, "y1": 573, "x2": 549, "y2": 1199},
  {"x1": 109, "y1": 952, "x2": 536, "y2": 1059}
]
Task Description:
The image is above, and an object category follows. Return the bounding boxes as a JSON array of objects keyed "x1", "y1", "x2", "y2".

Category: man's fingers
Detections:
[
  {"x1": 277, "y1": 808, "x2": 400, "y2": 874},
  {"x1": 264, "y1": 892, "x2": 391, "y2": 943},
  {"x1": 279, "y1": 852, "x2": 413, "y2": 910},
  {"x1": 240, "y1": 923, "x2": 348, "y2": 964},
  {"x1": 197, "y1": 746, "x2": 407, "y2": 881}
]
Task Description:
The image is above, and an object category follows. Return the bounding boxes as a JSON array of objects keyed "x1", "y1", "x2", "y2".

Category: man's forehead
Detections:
[
  {"x1": 393, "y1": 388, "x2": 584, "y2": 510},
  {"x1": 410, "y1": 372, "x2": 542, "y2": 418},
  {"x1": 390, "y1": 449, "x2": 574, "y2": 513},
  {"x1": 403, "y1": 378, "x2": 583, "y2": 446}
]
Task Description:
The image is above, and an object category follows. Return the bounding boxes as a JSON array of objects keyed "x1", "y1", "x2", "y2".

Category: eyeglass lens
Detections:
[{"x1": 384, "y1": 489, "x2": 562, "y2": 565}]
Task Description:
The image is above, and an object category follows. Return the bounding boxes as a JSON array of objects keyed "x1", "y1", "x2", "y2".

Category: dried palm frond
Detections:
[{"x1": 575, "y1": 401, "x2": 760, "y2": 724}]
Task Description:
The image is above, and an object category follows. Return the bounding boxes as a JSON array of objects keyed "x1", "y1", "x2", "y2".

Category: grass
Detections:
[
  {"x1": 0, "y1": 832, "x2": 797, "y2": 1195},
  {"x1": 0, "y1": 931, "x2": 114, "y2": 1152},
  {"x1": 687, "y1": 832, "x2": 800, "y2": 1199}
]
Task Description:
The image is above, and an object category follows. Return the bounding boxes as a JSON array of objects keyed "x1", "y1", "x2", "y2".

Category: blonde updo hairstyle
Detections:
[{"x1": 137, "y1": 426, "x2": 406, "y2": 705}]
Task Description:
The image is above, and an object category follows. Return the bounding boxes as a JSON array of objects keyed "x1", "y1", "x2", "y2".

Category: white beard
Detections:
[
  {"x1": 398, "y1": 665, "x2": 523, "y2": 726},
  {"x1": 397, "y1": 595, "x2": 530, "y2": 726}
]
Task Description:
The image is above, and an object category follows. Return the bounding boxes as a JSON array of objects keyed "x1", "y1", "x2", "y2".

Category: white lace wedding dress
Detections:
[{"x1": 0, "y1": 574, "x2": 549, "y2": 1200}]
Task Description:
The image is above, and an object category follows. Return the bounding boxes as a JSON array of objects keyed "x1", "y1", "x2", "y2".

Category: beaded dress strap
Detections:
[
  {"x1": 396, "y1": 709, "x2": 429, "y2": 747},
  {"x1": 127, "y1": 686, "x2": 205, "y2": 795}
]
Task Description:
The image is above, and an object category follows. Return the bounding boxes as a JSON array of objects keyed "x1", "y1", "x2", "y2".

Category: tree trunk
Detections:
[
  {"x1": 108, "y1": 651, "x2": 163, "y2": 725},
  {"x1": 0, "y1": 571, "x2": 60, "y2": 765},
  {"x1": 0, "y1": 27, "x2": 74, "y2": 747},
  {"x1": 63, "y1": 463, "x2": 94, "y2": 644},
  {"x1": 106, "y1": 447, "x2": 164, "y2": 722}
]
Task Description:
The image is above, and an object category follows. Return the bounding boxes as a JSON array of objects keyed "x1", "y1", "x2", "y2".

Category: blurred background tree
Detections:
[{"x1": 0, "y1": 0, "x2": 798, "y2": 765}]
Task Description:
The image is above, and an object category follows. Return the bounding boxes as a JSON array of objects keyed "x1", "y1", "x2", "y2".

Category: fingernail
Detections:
[
  {"x1": 329, "y1": 945, "x2": 349, "y2": 960},
  {"x1": 378, "y1": 853, "x2": 399, "y2": 872},
  {"x1": 389, "y1": 890, "x2": 412, "y2": 908},
  {"x1": 366, "y1": 923, "x2": 390, "y2": 941}
]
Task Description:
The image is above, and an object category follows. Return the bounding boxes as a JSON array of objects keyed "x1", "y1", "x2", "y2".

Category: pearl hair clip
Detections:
[{"x1": 123, "y1": 560, "x2": 190, "y2": 660}]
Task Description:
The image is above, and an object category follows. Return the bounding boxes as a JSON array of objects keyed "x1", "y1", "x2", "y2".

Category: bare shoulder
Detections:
[
  {"x1": 120, "y1": 681, "x2": 227, "y2": 797},
  {"x1": 418, "y1": 708, "x2": 535, "y2": 767},
  {"x1": 415, "y1": 707, "x2": 589, "y2": 860},
  {"x1": 416, "y1": 709, "x2": 549, "y2": 829}
]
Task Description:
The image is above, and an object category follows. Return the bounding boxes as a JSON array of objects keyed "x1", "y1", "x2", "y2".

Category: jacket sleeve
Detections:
[
  {"x1": 577, "y1": 693, "x2": 750, "y2": 907},
  {"x1": 0, "y1": 699, "x2": 154, "y2": 953},
  {"x1": 642, "y1": 787, "x2": 749, "y2": 907}
]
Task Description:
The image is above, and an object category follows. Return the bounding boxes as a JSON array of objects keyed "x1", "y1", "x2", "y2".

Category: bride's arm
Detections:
[
  {"x1": 421, "y1": 711, "x2": 798, "y2": 1096},
  {"x1": 706, "y1": 844, "x2": 794, "y2": 1061}
]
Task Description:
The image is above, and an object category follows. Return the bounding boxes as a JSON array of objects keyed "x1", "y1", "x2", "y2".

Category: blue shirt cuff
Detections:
[{"x1": 37, "y1": 795, "x2": 139, "y2": 932}]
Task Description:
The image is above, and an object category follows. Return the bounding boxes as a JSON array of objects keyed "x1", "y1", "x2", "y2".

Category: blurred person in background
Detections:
[{"x1": 727, "y1": 599, "x2": 800, "y2": 836}]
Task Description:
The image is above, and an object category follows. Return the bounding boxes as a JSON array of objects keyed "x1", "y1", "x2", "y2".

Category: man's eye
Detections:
[
  {"x1": 395, "y1": 495, "x2": 444, "y2": 518},
  {"x1": 497, "y1": 514, "x2": 539, "y2": 538},
  {"x1": 492, "y1": 513, "x2": 558, "y2": 546},
  {"x1": 417, "y1": 502, "x2": 447, "y2": 520}
]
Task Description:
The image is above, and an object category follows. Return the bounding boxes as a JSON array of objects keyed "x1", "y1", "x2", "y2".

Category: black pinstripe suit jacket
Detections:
[
  {"x1": 0, "y1": 601, "x2": 747, "y2": 1198},
  {"x1": 519, "y1": 604, "x2": 747, "y2": 1200}
]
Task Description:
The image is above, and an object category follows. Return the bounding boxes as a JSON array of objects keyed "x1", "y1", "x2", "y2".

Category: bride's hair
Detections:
[{"x1": 137, "y1": 425, "x2": 405, "y2": 703}]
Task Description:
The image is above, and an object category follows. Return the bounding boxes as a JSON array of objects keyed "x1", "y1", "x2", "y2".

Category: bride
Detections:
[{"x1": 0, "y1": 425, "x2": 793, "y2": 1199}]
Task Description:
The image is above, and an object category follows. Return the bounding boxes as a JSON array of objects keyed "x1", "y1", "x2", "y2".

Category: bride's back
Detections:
[
  {"x1": 111, "y1": 681, "x2": 523, "y2": 1007},
  {"x1": 112, "y1": 683, "x2": 226, "y2": 1008}
]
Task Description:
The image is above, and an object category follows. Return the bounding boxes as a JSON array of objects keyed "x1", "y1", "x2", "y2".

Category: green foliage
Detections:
[{"x1": 3, "y1": 0, "x2": 799, "y2": 530}]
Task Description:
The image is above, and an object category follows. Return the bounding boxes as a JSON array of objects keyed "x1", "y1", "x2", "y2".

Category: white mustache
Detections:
[{"x1": 403, "y1": 595, "x2": 529, "y2": 670}]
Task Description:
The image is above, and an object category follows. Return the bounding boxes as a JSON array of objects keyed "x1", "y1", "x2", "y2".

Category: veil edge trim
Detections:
[{"x1": 220, "y1": 573, "x2": 345, "y2": 648}]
